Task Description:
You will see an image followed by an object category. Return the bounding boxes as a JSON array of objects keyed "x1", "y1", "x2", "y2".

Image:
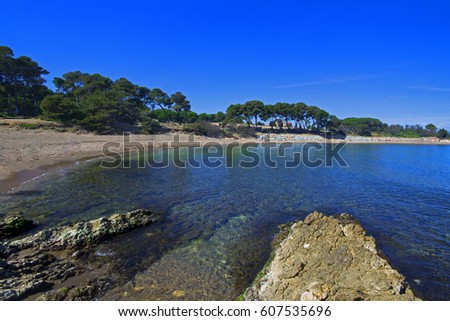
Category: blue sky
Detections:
[{"x1": 2, "y1": 0, "x2": 450, "y2": 128}]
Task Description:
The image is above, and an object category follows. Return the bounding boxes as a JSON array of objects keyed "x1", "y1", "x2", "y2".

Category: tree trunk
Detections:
[
  {"x1": 32, "y1": 93, "x2": 39, "y2": 117},
  {"x1": 159, "y1": 105, "x2": 171, "y2": 123},
  {"x1": 7, "y1": 91, "x2": 12, "y2": 114},
  {"x1": 184, "y1": 109, "x2": 189, "y2": 125},
  {"x1": 13, "y1": 82, "x2": 19, "y2": 115}
]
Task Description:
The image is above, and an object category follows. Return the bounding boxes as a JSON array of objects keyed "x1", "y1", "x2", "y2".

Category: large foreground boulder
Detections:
[{"x1": 244, "y1": 212, "x2": 419, "y2": 301}]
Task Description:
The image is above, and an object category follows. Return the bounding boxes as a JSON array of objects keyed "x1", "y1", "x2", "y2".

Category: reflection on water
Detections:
[{"x1": 0, "y1": 144, "x2": 449, "y2": 300}]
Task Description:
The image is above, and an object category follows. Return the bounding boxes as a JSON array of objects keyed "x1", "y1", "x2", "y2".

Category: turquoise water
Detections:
[{"x1": 1, "y1": 143, "x2": 449, "y2": 300}]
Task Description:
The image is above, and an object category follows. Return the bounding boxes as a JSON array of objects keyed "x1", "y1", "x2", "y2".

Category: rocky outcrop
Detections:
[
  {"x1": 0, "y1": 209, "x2": 162, "y2": 300},
  {"x1": 36, "y1": 278, "x2": 111, "y2": 301},
  {"x1": 0, "y1": 215, "x2": 35, "y2": 240},
  {"x1": 6, "y1": 209, "x2": 160, "y2": 253},
  {"x1": 244, "y1": 212, "x2": 419, "y2": 301}
]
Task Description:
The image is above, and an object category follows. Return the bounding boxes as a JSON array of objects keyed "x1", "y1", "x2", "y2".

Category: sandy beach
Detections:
[
  {"x1": 1, "y1": 127, "x2": 449, "y2": 192},
  {"x1": 0, "y1": 127, "x2": 239, "y2": 192},
  {"x1": 0, "y1": 124, "x2": 268, "y2": 191}
]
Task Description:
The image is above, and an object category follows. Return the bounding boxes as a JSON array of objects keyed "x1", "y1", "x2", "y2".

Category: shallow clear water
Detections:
[{"x1": 1, "y1": 143, "x2": 449, "y2": 300}]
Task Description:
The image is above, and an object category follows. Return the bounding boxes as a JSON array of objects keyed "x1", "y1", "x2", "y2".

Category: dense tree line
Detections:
[
  {"x1": 0, "y1": 46, "x2": 51, "y2": 116},
  {"x1": 224, "y1": 101, "x2": 450, "y2": 138},
  {"x1": 149, "y1": 109, "x2": 226, "y2": 125},
  {"x1": 0, "y1": 46, "x2": 193, "y2": 134},
  {"x1": 225, "y1": 100, "x2": 332, "y2": 131},
  {"x1": 0, "y1": 45, "x2": 227, "y2": 134},
  {"x1": 338, "y1": 118, "x2": 448, "y2": 138},
  {"x1": 42, "y1": 71, "x2": 193, "y2": 133},
  {"x1": 1, "y1": 45, "x2": 449, "y2": 138}
]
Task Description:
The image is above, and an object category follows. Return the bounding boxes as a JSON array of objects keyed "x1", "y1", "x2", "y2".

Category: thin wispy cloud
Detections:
[
  {"x1": 272, "y1": 74, "x2": 380, "y2": 89},
  {"x1": 410, "y1": 85, "x2": 450, "y2": 92}
]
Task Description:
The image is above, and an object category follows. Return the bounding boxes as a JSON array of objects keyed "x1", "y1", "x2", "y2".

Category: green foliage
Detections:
[
  {"x1": 226, "y1": 100, "x2": 330, "y2": 132},
  {"x1": 182, "y1": 122, "x2": 223, "y2": 137},
  {"x1": 235, "y1": 293, "x2": 246, "y2": 301},
  {"x1": 0, "y1": 111, "x2": 13, "y2": 117},
  {"x1": 226, "y1": 103, "x2": 250, "y2": 126},
  {"x1": 17, "y1": 123, "x2": 42, "y2": 129},
  {"x1": 198, "y1": 113, "x2": 215, "y2": 122},
  {"x1": 214, "y1": 111, "x2": 226, "y2": 122},
  {"x1": 186, "y1": 111, "x2": 199, "y2": 123},
  {"x1": 151, "y1": 109, "x2": 171, "y2": 123},
  {"x1": 383, "y1": 123, "x2": 440, "y2": 138},
  {"x1": 40, "y1": 94, "x2": 81, "y2": 122},
  {"x1": 0, "y1": 215, "x2": 35, "y2": 239},
  {"x1": 1, "y1": 46, "x2": 197, "y2": 134},
  {"x1": 425, "y1": 123, "x2": 437, "y2": 134},
  {"x1": 141, "y1": 118, "x2": 161, "y2": 134},
  {"x1": 140, "y1": 110, "x2": 162, "y2": 134},
  {"x1": 0, "y1": 45, "x2": 50, "y2": 116},
  {"x1": 171, "y1": 91, "x2": 191, "y2": 124},
  {"x1": 76, "y1": 91, "x2": 119, "y2": 133},
  {"x1": 45, "y1": 71, "x2": 193, "y2": 133},
  {"x1": 149, "y1": 88, "x2": 172, "y2": 122},
  {"x1": 223, "y1": 123, "x2": 256, "y2": 137},
  {"x1": 244, "y1": 100, "x2": 264, "y2": 127},
  {"x1": 59, "y1": 287, "x2": 69, "y2": 296},
  {"x1": 182, "y1": 123, "x2": 208, "y2": 135},
  {"x1": 197, "y1": 111, "x2": 225, "y2": 123},
  {"x1": 78, "y1": 110, "x2": 116, "y2": 134},
  {"x1": 436, "y1": 128, "x2": 449, "y2": 139},
  {"x1": 226, "y1": 101, "x2": 264, "y2": 128},
  {"x1": 400, "y1": 130, "x2": 421, "y2": 138},
  {"x1": 151, "y1": 109, "x2": 184, "y2": 123},
  {"x1": 341, "y1": 117, "x2": 385, "y2": 136}
]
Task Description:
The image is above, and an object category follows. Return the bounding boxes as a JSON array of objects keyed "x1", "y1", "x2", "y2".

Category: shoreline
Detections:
[
  {"x1": 1, "y1": 127, "x2": 449, "y2": 193},
  {"x1": 0, "y1": 156, "x2": 103, "y2": 194}
]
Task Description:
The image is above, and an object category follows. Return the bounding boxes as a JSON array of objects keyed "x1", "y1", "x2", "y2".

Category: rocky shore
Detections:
[
  {"x1": 0, "y1": 209, "x2": 162, "y2": 300},
  {"x1": 258, "y1": 133, "x2": 450, "y2": 144},
  {"x1": 243, "y1": 212, "x2": 420, "y2": 301}
]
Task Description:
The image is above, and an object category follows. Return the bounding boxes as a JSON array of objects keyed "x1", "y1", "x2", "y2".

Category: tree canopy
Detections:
[
  {"x1": 0, "y1": 46, "x2": 50, "y2": 116},
  {"x1": 1, "y1": 45, "x2": 449, "y2": 138},
  {"x1": 225, "y1": 101, "x2": 332, "y2": 132}
]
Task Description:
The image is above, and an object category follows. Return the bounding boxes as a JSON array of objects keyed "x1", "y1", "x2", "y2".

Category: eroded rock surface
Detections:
[
  {"x1": 0, "y1": 209, "x2": 162, "y2": 300},
  {"x1": 244, "y1": 212, "x2": 419, "y2": 301}
]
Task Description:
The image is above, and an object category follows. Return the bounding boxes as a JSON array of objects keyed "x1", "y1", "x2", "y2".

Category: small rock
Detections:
[
  {"x1": 172, "y1": 290, "x2": 185, "y2": 298},
  {"x1": 300, "y1": 291, "x2": 315, "y2": 301},
  {"x1": 0, "y1": 215, "x2": 35, "y2": 240}
]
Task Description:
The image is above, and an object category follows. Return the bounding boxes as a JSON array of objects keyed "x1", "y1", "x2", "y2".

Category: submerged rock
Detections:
[
  {"x1": 0, "y1": 215, "x2": 35, "y2": 240},
  {"x1": 0, "y1": 209, "x2": 162, "y2": 301},
  {"x1": 7, "y1": 209, "x2": 161, "y2": 252},
  {"x1": 37, "y1": 278, "x2": 111, "y2": 301},
  {"x1": 244, "y1": 212, "x2": 419, "y2": 301}
]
